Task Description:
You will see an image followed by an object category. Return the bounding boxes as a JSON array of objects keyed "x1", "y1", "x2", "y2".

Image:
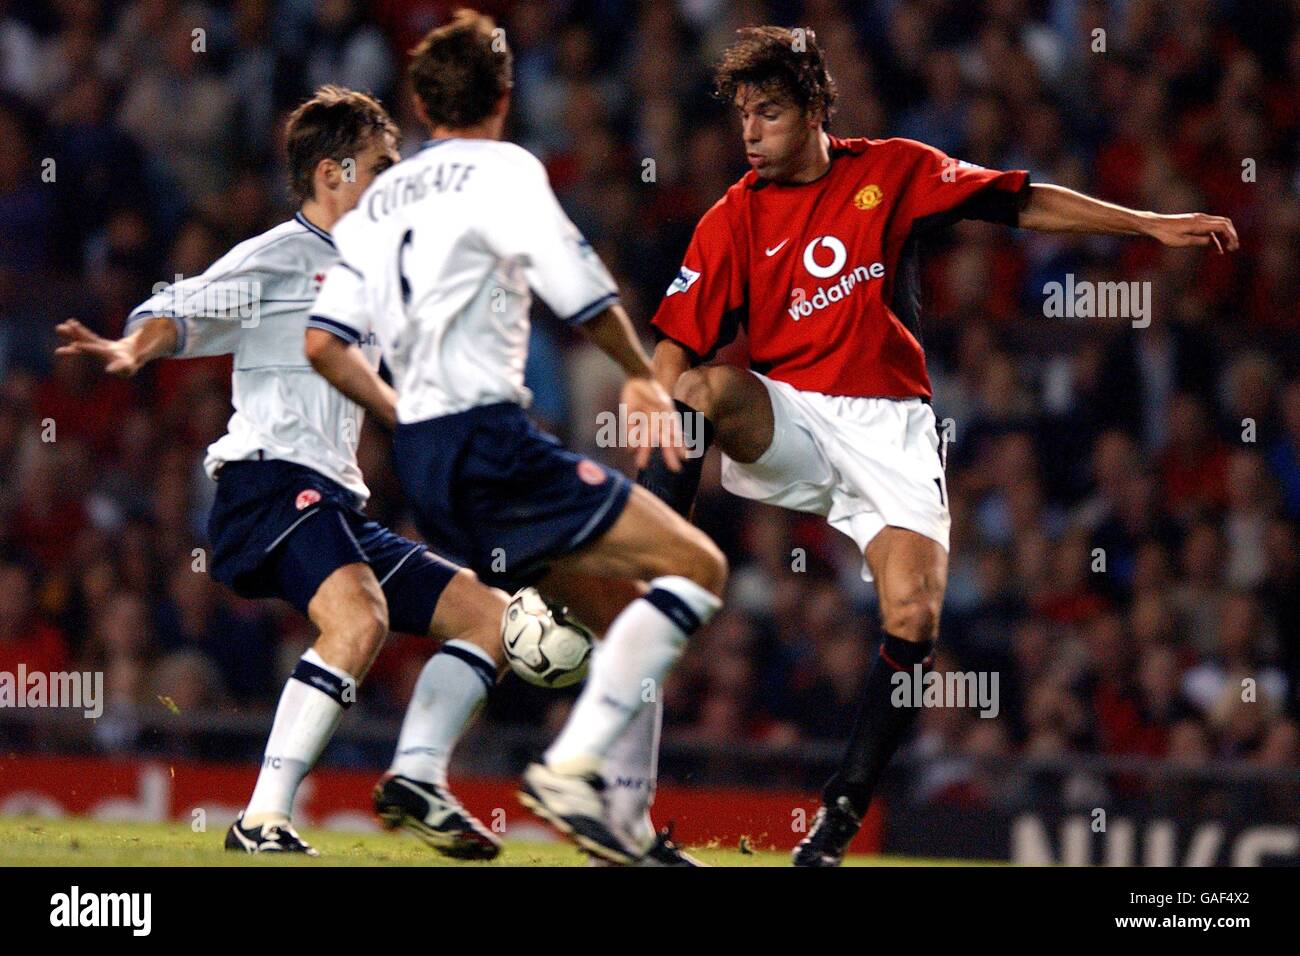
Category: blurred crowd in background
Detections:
[{"x1": 1, "y1": 0, "x2": 1299, "y2": 792}]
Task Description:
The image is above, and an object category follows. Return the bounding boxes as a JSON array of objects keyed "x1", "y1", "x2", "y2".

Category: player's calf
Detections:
[
  {"x1": 554, "y1": 488, "x2": 729, "y2": 722},
  {"x1": 380, "y1": 567, "x2": 506, "y2": 857},
  {"x1": 240, "y1": 563, "x2": 387, "y2": 833},
  {"x1": 307, "y1": 562, "x2": 391, "y2": 679},
  {"x1": 547, "y1": 496, "x2": 726, "y2": 759},
  {"x1": 880, "y1": 589, "x2": 942, "y2": 643},
  {"x1": 392, "y1": 570, "x2": 505, "y2": 787},
  {"x1": 870, "y1": 526, "x2": 946, "y2": 643},
  {"x1": 520, "y1": 491, "x2": 726, "y2": 853},
  {"x1": 796, "y1": 528, "x2": 946, "y2": 866}
]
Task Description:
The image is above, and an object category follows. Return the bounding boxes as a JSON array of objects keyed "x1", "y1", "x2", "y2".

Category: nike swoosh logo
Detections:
[{"x1": 765, "y1": 239, "x2": 790, "y2": 256}]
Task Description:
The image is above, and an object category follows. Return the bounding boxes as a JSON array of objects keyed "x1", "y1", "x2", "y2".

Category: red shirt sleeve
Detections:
[
  {"x1": 651, "y1": 197, "x2": 747, "y2": 360},
  {"x1": 893, "y1": 139, "x2": 1030, "y2": 231}
]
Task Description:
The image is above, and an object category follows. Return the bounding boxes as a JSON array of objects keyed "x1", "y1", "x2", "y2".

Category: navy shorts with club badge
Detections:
[
  {"x1": 392, "y1": 402, "x2": 633, "y2": 591},
  {"x1": 208, "y1": 458, "x2": 457, "y2": 634}
]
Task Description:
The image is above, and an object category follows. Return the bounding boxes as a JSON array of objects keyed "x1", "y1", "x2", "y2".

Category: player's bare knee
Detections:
[
  {"x1": 429, "y1": 568, "x2": 508, "y2": 668},
  {"x1": 445, "y1": 567, "x2": 508, "y2": 625},
  {"x1": 673, "y1": 366, "x2": 718, "y2": 418},
  {"x1": 342, "y1": 597, "x2": 389, "y2": 653}
]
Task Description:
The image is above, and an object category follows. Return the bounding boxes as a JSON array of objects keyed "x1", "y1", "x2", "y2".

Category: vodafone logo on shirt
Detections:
[
  {"x1": 803, "y1": 236, "x2": 847, "y2": 278},
  {"x1": 788, "y1": 234, "x2": 885, "y2": 322}
]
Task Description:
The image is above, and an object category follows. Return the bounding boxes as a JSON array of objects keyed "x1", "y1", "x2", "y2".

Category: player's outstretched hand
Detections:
[
  {"x1": 622, "y1": 376, "x2": 684, "y2": 473},
  {"x1": 54, "y1": 319, "x2": 142, "y2": 377},
  {"x1": 1145, "y1": 212, "x2": 1239, "y2": 252}
]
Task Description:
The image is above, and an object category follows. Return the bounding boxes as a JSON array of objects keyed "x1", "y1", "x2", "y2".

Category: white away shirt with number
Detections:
[
  {"x1": 310, "y1": 138, "x2": 619, "y2": 424},
  {"x1": 126, "y1": 214, "x2": 381, "y2": 502}
]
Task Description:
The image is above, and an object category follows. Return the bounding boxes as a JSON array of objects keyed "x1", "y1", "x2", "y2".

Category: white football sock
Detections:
[
  {"x1": 603, "y1": 693, "x2": 662, "y2": 849},
  {"x1": 389, "y1": 640, "x2": 495, "y2": 786},
  {"x1": 545, "y1": 576, "x2": 719, "y2": 773},
  {"x1": 244, "y1": 648, "x2": 355, "y2": 828}
]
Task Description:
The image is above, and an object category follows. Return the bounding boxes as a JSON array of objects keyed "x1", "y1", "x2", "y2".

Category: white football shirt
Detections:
[
  {"x1": 310, "y1": 138, "x2": 619, "y2": 424},
  {"x1": 127, "y1": 214, "x2": 381, "y2": 502}
]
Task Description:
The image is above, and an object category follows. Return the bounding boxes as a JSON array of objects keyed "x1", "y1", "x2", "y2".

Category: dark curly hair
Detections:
[
  {"x1": 408, "y1": 8, "x2": 513, "y2": 131},
  {"x1": 714, "y1": 26, "x2": 838, "y2": 128}
]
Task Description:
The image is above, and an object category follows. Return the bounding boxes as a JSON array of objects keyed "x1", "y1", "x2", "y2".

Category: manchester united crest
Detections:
[{"x1": 853, "y1": 184, "x2": 883, "y2": 210}]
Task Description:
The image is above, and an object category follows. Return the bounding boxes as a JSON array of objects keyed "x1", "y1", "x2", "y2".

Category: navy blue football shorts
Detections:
[
  {"x1": 208, "y1": 458, "x2": 456, "y2": 634},
  {"x1": 392, "y1": 402, "x2": 632, "y2": 591}
]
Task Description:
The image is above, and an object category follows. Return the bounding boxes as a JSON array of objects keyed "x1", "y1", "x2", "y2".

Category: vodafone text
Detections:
[{"x1": 788, "y1": 262, "x2": 885, "y2": 322}]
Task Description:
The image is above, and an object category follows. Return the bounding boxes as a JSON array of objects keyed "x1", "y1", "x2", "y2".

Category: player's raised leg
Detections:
[
  {"x1": 228, "y1": 561, "x2": 387, "y2": 855},
  {"x1": 637, "y1": 361, "x2": 775, "y2": 517},
  {"x1": 793, "y1": 527, "x2": 946, "y2": 867},
  {"x1": 374, "y1": 564, "x2": 511, "y2": 860},
  {"x1": 518, "y1": 486, "x2": 727, "y2": 863}
]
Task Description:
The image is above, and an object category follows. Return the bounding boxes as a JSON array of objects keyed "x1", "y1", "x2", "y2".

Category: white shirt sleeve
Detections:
[
  {"x1": 308, "y1": 263, "x2": 370, "y2": 345},
  {"x1": 479, "y1": 151, "x2": 620, "y2": 325},
  {"x1": 126, "y1": 256, "x2": 269, "y2": 358}
]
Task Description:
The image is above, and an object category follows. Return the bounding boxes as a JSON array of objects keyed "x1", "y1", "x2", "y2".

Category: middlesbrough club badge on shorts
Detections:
[
  {"x1": 577, "y1": 460, "x2": 607, "y2": 485},
  {"x1": 295, "y1": 489, "x2": 321, "y2": 510}
]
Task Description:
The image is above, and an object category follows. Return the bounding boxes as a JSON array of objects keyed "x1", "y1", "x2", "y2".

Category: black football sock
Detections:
[
  {"x1": 823, "y1": 632, "x2": 935, "y2": 818},
  {"x1": 635, "y1": 399, "x2": 714, "y2": 518}
]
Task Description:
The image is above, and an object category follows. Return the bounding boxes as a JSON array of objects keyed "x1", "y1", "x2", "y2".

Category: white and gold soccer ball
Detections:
[{"x1": 501, "y1": 587, "x2": 594, "y2": 688}]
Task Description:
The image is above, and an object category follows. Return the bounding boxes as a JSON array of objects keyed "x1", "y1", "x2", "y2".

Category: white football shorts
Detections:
[{"x1": 719, "y1": 372, "x2": 950, "y2": 582}]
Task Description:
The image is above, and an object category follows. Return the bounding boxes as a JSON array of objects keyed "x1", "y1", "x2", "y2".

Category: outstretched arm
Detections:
[
  {"x1": 1019, "y1": 183, "x2": 1239, "y2": 251},
  {"x1": 578, "y1": 303, "x2": 656, "y2": 379},
  {"x1": 54, "y1": 316, "x2": 178, "y2": 377}
]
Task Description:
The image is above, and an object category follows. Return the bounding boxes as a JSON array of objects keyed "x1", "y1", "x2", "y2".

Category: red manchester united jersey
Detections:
[{"x1": 652, "y1": 136, "x2": 1029, "y2": 399}]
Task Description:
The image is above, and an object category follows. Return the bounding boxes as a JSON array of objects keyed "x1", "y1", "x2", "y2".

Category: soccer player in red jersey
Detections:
[{"x1": 637, "y1": 26, "x2": 1239, "y2": 866}]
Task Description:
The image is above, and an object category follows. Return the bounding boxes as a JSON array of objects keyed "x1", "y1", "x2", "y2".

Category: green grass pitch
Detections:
[{"x1": 0, "y1": 816, "x2": 989, "y2": 867}]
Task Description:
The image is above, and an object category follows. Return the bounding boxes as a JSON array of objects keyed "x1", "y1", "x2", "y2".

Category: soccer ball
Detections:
[{"x1": 501, "y1": 587, "x2": 594, "y2": 688}]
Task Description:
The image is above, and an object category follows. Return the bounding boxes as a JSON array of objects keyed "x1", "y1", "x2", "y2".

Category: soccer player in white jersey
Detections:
[
  {"x1": 308, "y1": 10, "x2": 728, "y2": 864},
  {"x1": 55, "y1": 86, "x2": 516, "y2": 859}
]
